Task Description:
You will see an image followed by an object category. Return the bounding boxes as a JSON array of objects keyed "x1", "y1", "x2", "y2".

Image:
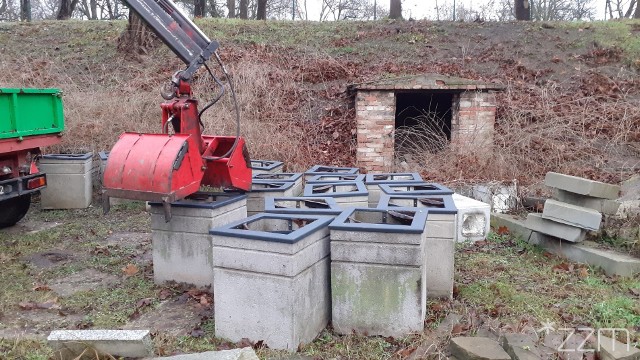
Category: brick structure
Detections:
[{"x1": 351, "y1": 74, "x2": 503, "y2": 172}]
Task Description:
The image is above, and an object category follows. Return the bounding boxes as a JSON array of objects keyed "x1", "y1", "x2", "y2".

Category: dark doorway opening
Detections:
[{"x1": 395, "y1": 92, "x2": 453, "y2": 155}]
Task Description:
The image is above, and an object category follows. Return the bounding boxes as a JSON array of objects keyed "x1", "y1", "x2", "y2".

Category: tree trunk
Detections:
[
  {"x1": 227, "y1": 0, "x2": 235, "y2": 17},
  {"x1": 256, "y1": 0, "x2": 267, "y2": 19},
  {"x1": 634, "y1": 1, "x2": 640, "y2": 17},
  {"x1": 194, "y1": 0, "x2": 205, "y2": 17},
  {"x1": 117, "y1": 10, "x2": 157, "y2": 55},
  {"x1": 90, "y1": 0, "x2": 97, "y2": 19},
  {"x1": 239, "y1": 0, "x2": 247, "y2": 18},
  {"x1": 20, "y1": 0, "x2": 30, "y2": 20},
  {"x1": 515, "y1": 0, "x2": 530, "y2": 20},
  {"x1": 57, "y1": 0, "x2": 79, "y2": 19},
  {"x1": 389, "y1": 0, "x2": 401, "y2": 19}
]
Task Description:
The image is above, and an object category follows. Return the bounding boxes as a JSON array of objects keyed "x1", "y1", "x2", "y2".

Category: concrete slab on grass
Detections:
[
  {"x1": 48, "y1": 329, "x2": 153, "y2": 359},
  {"x1": 553, "y1": 189, "x2": 621, "y2": 215},
  {"x1": 449, "y1": 337, "x2": 511, "y2": 360},
  {"x1": 49, "y1": 269, "x2": 119, "y2": 297},
  {"x1": 542, "y1": 199, "x2": 602, "y2": 231},
  {"x1": 525, "y1": 213, "x2": 586, "y2": 243},
  {"x1": 145, "y1": 348, "x2": 259, "y2": 360},
  {"x1": 545, "y1": 172, "x2": 620, "y2": 200}
]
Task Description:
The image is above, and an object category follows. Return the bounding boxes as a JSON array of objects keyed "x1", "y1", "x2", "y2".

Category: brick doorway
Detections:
[{"x1": 395, "y1": 92, "x2": 453, "y2": 156}]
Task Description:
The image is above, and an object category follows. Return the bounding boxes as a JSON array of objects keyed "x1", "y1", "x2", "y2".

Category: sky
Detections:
[{"x1": 301, "y1": 0, "x2": 610, "y2": 21}]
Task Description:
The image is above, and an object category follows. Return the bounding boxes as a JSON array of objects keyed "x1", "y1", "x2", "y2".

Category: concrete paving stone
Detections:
[
  {"x1": 545, "y1": 172, "x2": 620, "y2": 200},
  {"x1": 553, "y1": 189, "x2": 621, "y2": 215},
  {"x1": 2, "y1": 220, "x2": 62, "y2": 235},
  {"x1": 449, "y1": 337, "x2": 511, "y2": 360},
  {"x1": 146, "y1": 348, "x2": 259, "y2": 360},
  {"x1": 500, "y1": 333, "x2": 547, "y2": 360},
  {"x1": 123, "y1": 299, "x2": 208, "y2": 338},
  {"x1": 23, "y1": 250, "x2": 76, "y2": 269},
  {"x1": 48, "y1": 329, "x2": 153, "y2": 359},
  {"x1": 331, "y1": 261, "x2": 426, "y2": 337},
  {"x1": 49, "y1": 268, "x2": 120, "y2": 297},
  {"x1": 525, "y1": 213, "x2": 587, "y2": 243},
  {"x1": 541, "y1": 199, "x2": 602, "y2": 231},
  {"x1": 597, "y1": 335, "x2": 640, "y2": 360}
]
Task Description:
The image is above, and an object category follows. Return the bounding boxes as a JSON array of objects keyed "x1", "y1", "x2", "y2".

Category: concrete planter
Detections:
[
  {"x1": 377, "y1": 194, "x2": 458, "y2": 299},
  {"x1": 246, "y1": 181, "x2": 299, "y2": 215},
  {"x1": 328, "y1": 208, "x2": 429, "y2": 337},
  {"x1": 250, "y1": 160, "x2": 283, "y2": 175},
  {"x1": 365, "y1": 173, "x2": 424, "y2": 207},
  {"x1": 452, "y1": 194, "x2": 490, "y2": 243},
  {"x1": 149, "y1": 192, "x2": 247, "y2": 288},
  {"x1": 303, "y1": 181, "x2": 368, "y2": 208},
  {"x1": 264, "y1": 196, "x2": 343, "y2": 216},
  {"x1": 304, "y1": 165, "x2": 359, "y2": 182},
  {"x1": 378, "y1": 182, "x2": 454, "y2": 197},
  {"x1": 306, "y1": 174, "x2": 365, "y2": 184},
  {"x1": 252, "y1": 172, "x2": 302, "y2": 183},
  {"x1": 39, "y1": 153, "x2": 93, "y2": 209},
  {"x1": 210, "y1": 213, "x2": 334, "y2": 351}
]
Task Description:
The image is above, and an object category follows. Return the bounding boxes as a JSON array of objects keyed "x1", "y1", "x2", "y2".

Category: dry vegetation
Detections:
[{"x1": 1, "y1": 19, "x2": 639, "y2": 187}]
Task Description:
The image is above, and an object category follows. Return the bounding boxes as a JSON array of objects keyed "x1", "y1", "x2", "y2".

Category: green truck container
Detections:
[{"x1": 0, "y1": 88, "x2": 65, "y2": 228}]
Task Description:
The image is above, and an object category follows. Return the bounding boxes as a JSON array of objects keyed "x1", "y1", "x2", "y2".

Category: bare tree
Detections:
[
  {"x1": 117, "y1": 10, "x2": 157, "y2": 54},
  {"x1": 227, "y1": 0, "x2": 235, "y2": 17},
  {"x1": 515, "y1": 0, "x2": 530, "y2": 19},
  {"x1": 389, "y1": 0, "x2": 401, "y2": 18},
  {"x1": 194, "y1": 0, "x2": 206, "y2": 16},
  {"x1": 238, "y1": 0, "x2": 247, "y2": 17},
  {"x1": 57, "y1": 0, "x2": 79, "y2": 19},
  {"x1": 20, "y1": 0, "x2": 29, "y2": 20},
  {"x1": 256, "y1": 0, "x2": 266, "y2": 19}
]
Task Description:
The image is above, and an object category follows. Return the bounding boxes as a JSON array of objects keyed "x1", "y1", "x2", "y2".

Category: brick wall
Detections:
[
  {"x1": 355, "y1": 90, "x2": 395, "y2": 172},
  {"x1": 451, "y1": 91, "x2": 497, "y2": 149}
]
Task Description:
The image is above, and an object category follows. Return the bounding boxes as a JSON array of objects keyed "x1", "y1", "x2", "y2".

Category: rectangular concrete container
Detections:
[
  {"x1": 264, "y1": 196, "x2": 344, "y2": 216},
  {"x1": 39, "y1": 153, "x2": 93, "y2": 209},
  {"x1": 247, "y1": 180, "x2": 300, "y2": 215},
  {"x1": 306, "y1": 173, "x2": 365, "y2": 184},
  {"x1": 329, "y1": 208, "x2": 428, "y2": 337},
  {"x1": 378, "y1": 182, "x2": 454, "y2": 197},
  {"x1": 250, "y1": 160, "x2": 284, "y2": 175},
  {"x1": 303, "y1": 181, "x2": 368, "y2": 208},
  {"x1": 304, "y1": 165, "x2": 359, "y2": 182},
  {"x1": 451, "y1": 194, "x2": 491, "y2": 243},
  {"x1": 365, "y1": 173, "x2": 424, "y2": 207},
  {"x1": 149, "y1": 192, "x2": 247, "y2": 288},
  {"x1": 210, "y1": 213, "x2": 334, "y2": 351},
  {"x1": 252, "y1": 172, "x2": 302, "y2": 183},
  {"x1": 376, "y1": 194, "x2": 458, "y2": 299}
]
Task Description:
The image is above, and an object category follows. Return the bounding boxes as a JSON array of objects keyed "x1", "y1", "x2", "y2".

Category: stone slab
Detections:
[
  {"x1": 545, "y1": 172, "x2": 620, "y2": 200},
  {"x1": 49, "y1": 269, "x2": 120, "y2": 297},
  {"x1": 2, "y1": 220, "x2": 62, "y2": 235},
  {"x1": 598, "y1": 335, "x2": 640, "y2": 360},
  {"x1": 449, "y1": 337, "x2": 511, "y2": 360},
  {"x1": 48, "y1": 329, "x2": 153, "y2": 359},
  {"x1": 331, "y1": 261, "x2": 426, "y2": 337},
  {"x1": 553, "y1": 189, "x2": 621, "y2": 215},
  {"x1": 124, "y1": 300, "x2": 211, "y2": 338},
  {"x1": 541, "y1": 199, "x2": 602, "y2": 231},
  {"x1": 500, "y1": 333, "x2": 547, "y2": 360},
  {"x1": 214, "y1": 257, "x2": 330, "y2": 351},
  {"x1": 525, "y1": 213, "x2": 586, "y2": 243},
  {"x1": 146, "y1": 348, "x2": 259, "y2": 360}
]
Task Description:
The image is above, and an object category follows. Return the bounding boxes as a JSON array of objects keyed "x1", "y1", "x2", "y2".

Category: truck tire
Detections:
[{"x1": 0, "y1": 194, "x2": 31, "y2": 228}]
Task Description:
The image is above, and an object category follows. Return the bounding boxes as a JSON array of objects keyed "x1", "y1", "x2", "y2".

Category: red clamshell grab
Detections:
[{"x1": 102, "y1": 132, "x2": 205, "y2": 203}]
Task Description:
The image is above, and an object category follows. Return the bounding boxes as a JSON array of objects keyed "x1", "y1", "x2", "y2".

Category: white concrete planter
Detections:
[
  {"x1": 149, "y1": 192, "x2": 247, "y2": 288},
  {"x1": 452, "y1": 194, "x2": 490, "y2": 243},
  {"x1": 210, "y1": 213, "x2": 334, "y2": 351},
  {"x1": 306, "y1": 174, "x2": 365, "y2": 184},
  {"x1": 377, "y1": 194, "x2": 458, "y2": 299},
  {"x1": 247, "y1": 181, "x2": 299, "y2": 216},
  {"x1": 328, "y1": 208, "x2": 429, "y2": 337},
  {"x1": 39, "y1": 153, "x2": 93, "y2": 209},
  {"x1": 304, "y1": 165, "x2": 359, "y2": 182},
  {"x1": 264, "y1": 196, "x2": 343, "y2": 216},
  {"x1": 303, "y1": 181, "x2": 368, "y2": 208},
  {"x1": 250, "y1": 160, "x2": 283, "y2": 175},
  {"x1": 364, "y1": 173, "x2": 423, "y2": 207}
]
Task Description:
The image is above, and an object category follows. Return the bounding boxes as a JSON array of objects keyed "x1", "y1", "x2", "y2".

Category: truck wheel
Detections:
[{"x1": 0, "y1": 194, "x2": 31, "y2": 228}]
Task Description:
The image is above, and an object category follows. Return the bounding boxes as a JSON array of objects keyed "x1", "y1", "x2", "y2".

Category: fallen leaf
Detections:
[
  {"x1": 237, "y1": 338, "x2": 253, "y2": 348},
  {"x1": 158, "y1": 288, "x2": 173, "y2": 300},
  {"x1": 578, "y1": 267, "x2": 589, "y2": 278},
  {"x1": 553, "y1": 262, "x2": 572, "y2": 273},
  {"x1": 190, "y1": 328, "x2": 205, "y2": 338},
  {"x1": 19, "y1": 299, "x2": 60, "y2": 310},
  {"x1": 496, "y1": 226, "x2": 510, "y2": 235},
  {"x1": 32, "y1": 284, "x2": 51, "y2": 292},
  {"x1": 122, "y1": 263, "x2": 139, "y2": 276},
  {"x1": 395, "y1": 347, "x2": 416, "y2": 357},
  {"x1": 451, "y1": 323, "x2": 465, "y2": 335}
]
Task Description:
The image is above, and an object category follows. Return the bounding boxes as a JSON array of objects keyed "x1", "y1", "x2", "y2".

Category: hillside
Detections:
[{"x1": 1, "y1": 19, "x2": 640, "y2": 187}]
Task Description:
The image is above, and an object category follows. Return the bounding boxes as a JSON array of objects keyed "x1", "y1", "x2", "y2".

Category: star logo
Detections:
[{"x1": 537, "y1": 320, "x2": 556, "y2": 335}]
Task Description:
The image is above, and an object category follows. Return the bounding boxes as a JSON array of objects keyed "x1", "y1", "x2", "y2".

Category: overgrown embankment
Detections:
[{"x1": 1, "y1": 19, "x2": 639, "y2": 185}]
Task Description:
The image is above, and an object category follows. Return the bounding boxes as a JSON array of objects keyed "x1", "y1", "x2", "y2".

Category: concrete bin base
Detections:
[
  {"x1": 304, "y1": 181, "x2": 369, "y2": 208},
  {"x1": 150, "y1": 193, "x2": 247, "y2": 288},
  {"x1": 246, "y1": 181, "x2": 299, "y2": 216},
  {"x1": 250, "y1": 160, "x2": 284, "y2": 175},
  {"x1": 210, "y1": 213, "x2": 334, "y2": 351},
  {"x1": 39, "y1": 153, "x2": 93, "y2": 209},
  {"x1": 264, "y1": 196, "x2": 343, "y2": 216},
  {"x1": 365, "y1": 173, "x2": 423, "y2": 207}
]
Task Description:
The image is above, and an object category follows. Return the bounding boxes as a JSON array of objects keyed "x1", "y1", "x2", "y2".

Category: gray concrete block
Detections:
[
  {"x1": 365, "y1": 173, "x2": 423, "y2": 207},
  {"x1": 40, "y1": 173, "x2": 93, "y2": 209},
  {"x1": 304, "y1": 165, "x2": 359, "y2": 182},
  {"x1": 450, "y1": 337, "x2": 511, "y2": 360},
  {"x1": 306, "y1": 174, "x2": 365, "y2": 184},
  {"x1": 331, "y1": 261, "x2": 426, "y2": 337},
  {"x1": 525, "y1": 213, "x2": 586, "y2": 243},
  {"x1": 247, "y1": 181, "x2": 298, "y2": 214},
  {"x1": 214, "y1": 257, "x2": 330, "y2": 351},
  {"x1": 597, "y1": 335, "x2": 640, "y2": 360},
  {"x1": 145, "y1": 348, "x2": 259, "y2": 360},
  {"x1": 423, "y1": 238, "x2": 455, "y2": 299},
  {"x1": 553, "y1": 189, "x2": 621, "y2": 215},
  {"x1": 151, "y1": 206, "x2": 247, "y2": 234},
  {"x1": 39, "y1": 153, "x2": 93, "y2": 174},
  {"x1": 491, "y1": 213, "x2": 543, "y2": 243},
  {"x1": 452, "y1": 194, "x2": 490, "y2": 243},
  {"x1": 264, "y1": 197, "x2": 343, "y2": 216},
  {"x1": 542, "y1": 199, "x2": 602, "y2": 231},
  {"x1": 152, "y1": 231, "x2": 214, "y2": 288},
  {"x1": 250, "y1": 160, "x2": 284, "y2": 174},
  {"x1": 545, "y1": 172, "x2": 620, "y2": 200},
  {"x1": 531, "y1": 239, "x2": 640, "y2": 277},
  {"x1": 48, "y1": 329, "x2": 153, "y2": 359},
  {"x1": 330, "y1": 241, "x2": 423, "y2": 266}
]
